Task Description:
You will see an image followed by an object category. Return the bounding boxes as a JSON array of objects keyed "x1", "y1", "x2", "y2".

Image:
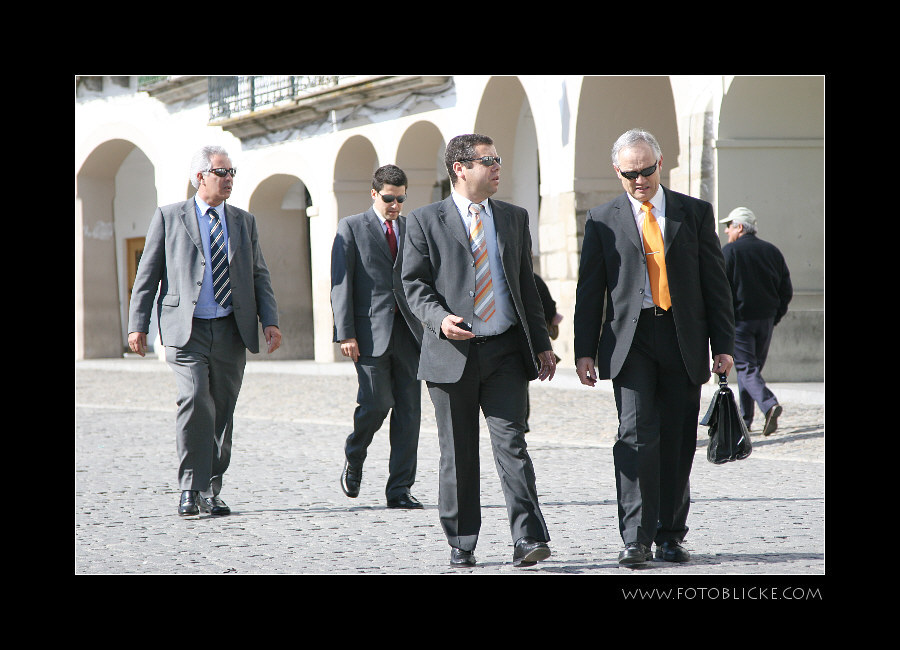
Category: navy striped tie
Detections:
[{"x1": 208, "y1": 208, "x2": 232, "y2": 309}]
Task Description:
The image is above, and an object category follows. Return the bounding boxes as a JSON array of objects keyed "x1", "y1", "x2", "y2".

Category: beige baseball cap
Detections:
[{"x1": 720, "y1": 207, "x2": 757, "y2": 227}]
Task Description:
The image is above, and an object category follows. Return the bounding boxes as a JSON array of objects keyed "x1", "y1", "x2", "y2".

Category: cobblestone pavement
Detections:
[{"x1": 75, "y1": 359, "x2": 825, "y2": 580}]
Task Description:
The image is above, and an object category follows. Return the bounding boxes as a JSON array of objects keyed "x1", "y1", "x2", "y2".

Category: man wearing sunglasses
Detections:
[
  {"x1": 331, "y1": 164, "x2": 425, "y2": 510},
  {"x1": 403, "y1": 134, "x2": 556, "y2": 568},
  {"x1": 720, "y1": 207, "x2": 792, "y2": 436},
  {"x1": 128, "y1": 145, "x2": 282, "y2": 517},
  {"x1": 574, "y1": 128, "x2": 735, "y2": 566}
]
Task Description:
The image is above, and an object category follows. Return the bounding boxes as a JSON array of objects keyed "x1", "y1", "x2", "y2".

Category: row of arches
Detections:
[{"x1": 76, "y1": 75, "x2": 823, "y2": 378}]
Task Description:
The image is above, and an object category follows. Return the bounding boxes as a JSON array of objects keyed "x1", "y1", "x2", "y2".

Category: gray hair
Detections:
[
  {"x1": 190, "y1": 145, "x2": 230, "y2": 189},
  {"x1": 737, "y1": 220, "x2": 758, "y2": 235},
  {"x1": 611, "y1": 129, "x2": 662, "y2": 168}
]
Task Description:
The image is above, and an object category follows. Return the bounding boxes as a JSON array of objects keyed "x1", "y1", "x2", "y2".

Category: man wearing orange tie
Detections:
[{"x1": 574, "y1": 129, "x2": 735, "y2": 566}]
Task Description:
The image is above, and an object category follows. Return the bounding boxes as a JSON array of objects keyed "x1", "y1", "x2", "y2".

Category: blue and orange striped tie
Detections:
[
  {"x1": 468, "y1": 203, "x2": 495, "y2": 322},
  {"x1": 208, "y1": 208, "x2": 232, "y2": 309}
]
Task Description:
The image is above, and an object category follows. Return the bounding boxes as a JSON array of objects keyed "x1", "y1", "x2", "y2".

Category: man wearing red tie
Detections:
[{"x1": 331, "y1": 165, "x2": 425, "y2": 509}]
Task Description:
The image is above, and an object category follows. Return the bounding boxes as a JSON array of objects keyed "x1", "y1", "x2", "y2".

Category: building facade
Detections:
[{"x1": 75, "y1": 75, "x2": 824, "y2": 380}]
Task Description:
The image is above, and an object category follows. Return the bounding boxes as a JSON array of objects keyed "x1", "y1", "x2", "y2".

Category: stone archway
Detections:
[
  {"x1": 76, "y1": 139, "x2": 157, "y2": 359},
  {"x1": 396, "y1": 120, "x2": 446, "y2": 213},
  {"x1": 248, "y1": 174, "x2": 315, "y2": 360}
]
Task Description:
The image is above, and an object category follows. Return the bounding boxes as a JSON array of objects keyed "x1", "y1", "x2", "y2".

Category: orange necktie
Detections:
[{"x1": 641, "y1": 201, "x2": 671, "y2": 310}]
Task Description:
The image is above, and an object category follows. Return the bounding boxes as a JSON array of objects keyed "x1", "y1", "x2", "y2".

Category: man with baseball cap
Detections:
[{"x1": 720, "y1": 207, "x2": 793, "y2": 435}]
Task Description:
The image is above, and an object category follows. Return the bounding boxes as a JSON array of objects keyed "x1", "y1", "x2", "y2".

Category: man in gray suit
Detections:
[
  {"x1": 128, "y1": 145, "x2": 282, "y2": 517},
  {"x1": 331, "y1": 164, "x2": 425, "y2": 509},
  {"x1": 574, "y1": 129, "x2": 734, "y2": 566},
  {"x1": 403, "y1": 134, "x2": 556, "y2": 568}
]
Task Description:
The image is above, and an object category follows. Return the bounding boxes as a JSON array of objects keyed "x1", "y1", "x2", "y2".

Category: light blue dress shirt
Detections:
[
  {"x1": 192, "y1": 196, "x2": 234, "y2": 319},
  {"x1": 451, "y1": 191, "x2": 516, "y2": 336}
]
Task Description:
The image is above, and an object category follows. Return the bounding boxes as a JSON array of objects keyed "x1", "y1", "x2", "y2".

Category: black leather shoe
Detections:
[
  {"x1": 450, "y1": 547, "x2": 476, "y2": 567},
  {"x1": 655, "y1": 540, "x2": 690, "y2": 563},
  {"x1": 341, "y1": 460, "x2": 362, "y2": 498},
  {"x1": 197, "y1": 495, "x2": 230, "y2": 516},
  {"x1": 387, "y1": 492, "x2": 424, "y2": 509},
  {"x1": 763, "y1": 404, "x2": 783, "y2": 436},
  {"x1": 513, "y1": 537, "x2": 551, "y2": 567},
  {"x1": 618, "y1": 542, "x2": 652, "y2": 565},
  {"x1": 178, "y1": 490, "x2": 199, "y2": 516}
]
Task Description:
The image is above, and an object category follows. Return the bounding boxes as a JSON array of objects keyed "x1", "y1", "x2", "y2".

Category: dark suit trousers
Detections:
[
  {"x1": 344, "y1": 311, "x2": 421, "y2": 500},
  {"x1": 166, "y1": 315, "x2": 246, "y2": 498},
  {"x1": 733, "y1": 317, "x2": 777, "y2": 428},
  {"x1": 426, "y1": 328, "x2": 549, "y2": 551},
  {"x1": 612, "y1": 308, "x2": 701, "y2": 547}
]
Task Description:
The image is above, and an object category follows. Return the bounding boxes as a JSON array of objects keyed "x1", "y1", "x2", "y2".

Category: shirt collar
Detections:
[
  {"x1": 626, "y1": 187, "x2": 664, "y2": 217},
  {"x1": 451, "y1": 190, "x2": 489, "y2": 219},
  {"x1": 195, "y1": 195, "x2": 224, "y2": 217}
]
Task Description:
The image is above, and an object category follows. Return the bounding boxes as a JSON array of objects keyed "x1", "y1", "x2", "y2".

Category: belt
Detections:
[
  {"x1": 195, "y1": 314, "x2": 233, "y2": 322},
  {"x1": 470, "y1": 325, "x2": 515, "y2": 345},
  {"x1": 642, "y1": 305, "x2": 671, "y2": 317}
]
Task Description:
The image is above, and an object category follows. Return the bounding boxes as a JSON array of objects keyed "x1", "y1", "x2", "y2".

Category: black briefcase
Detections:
[{"x1": 700, "y1": 375, "x2": 752, "y2": 464}]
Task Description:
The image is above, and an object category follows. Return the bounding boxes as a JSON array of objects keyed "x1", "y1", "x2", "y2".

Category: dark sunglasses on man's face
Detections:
[
  {"x1": 459, "y1": 156, "x2": 502, "y2": 167},
  {"x1": 207, "y1": 168, "x2": 237, "y2": 178},
  {"x1": 619, "y1": 163, "x2": 657, "y2": 180},
  {"x1": 378, "y1": 191, "x2": 406, "y2": 204}
]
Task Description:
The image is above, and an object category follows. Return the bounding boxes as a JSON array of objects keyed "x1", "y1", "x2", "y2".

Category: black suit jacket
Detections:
[
  {"x1": 330, "y1": 208, "x2": 424, "y2": 357},
  {"x1": 574, "y1": 187, "x2": 734, "y2": 386}
]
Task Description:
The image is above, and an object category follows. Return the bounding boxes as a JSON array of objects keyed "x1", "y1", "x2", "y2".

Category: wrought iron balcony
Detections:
[
  {"x1": 206, "y1": 75, "x2": 451, "y2": 139},
  {"x1": 208, "y1": 76, "x2": 340, "y2": 121}
]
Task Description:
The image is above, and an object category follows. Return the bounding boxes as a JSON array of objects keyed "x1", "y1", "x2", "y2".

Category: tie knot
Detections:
[
  {"x1": 469, "y1": 203, "x2": 481, "y2": 216},
  {"x1": 641, "y1": 202, "x2": 653, "y2": 213},
  {"x1": 208, "y1": 207, "x2": 219, "y2": 220},
  {"x1": 385, "y1": 220, "x2": 394, "y2": 232}
]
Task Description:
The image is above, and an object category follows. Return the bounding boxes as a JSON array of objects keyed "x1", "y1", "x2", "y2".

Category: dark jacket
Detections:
[{"x1": 722, "y1": 233, "x2": 792, "y2": 325}]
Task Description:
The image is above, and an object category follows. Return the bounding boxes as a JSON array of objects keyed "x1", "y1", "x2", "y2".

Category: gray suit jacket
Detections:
[
  {"x1": 127, "y1": 198, "x2": 279, "y2": 354},
  {"x1": 331, "y1": 208, "x2": 424, "y2": 357},
  {"x1": 573, "y1": 187, "x2": 734, "y2": 385},
  {"x1": 402, "y1": 196, "x2": 551, "y2": 384}
]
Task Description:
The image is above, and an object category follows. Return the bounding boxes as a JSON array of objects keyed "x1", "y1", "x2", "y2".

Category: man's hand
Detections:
[
  {"x1": 576, "y1": 357, "x2": 597, "y2": 387},
  {"x1": 441, "y1": 315, "x2": 475, "y2": 340},
  {"x1": 712, "y1": 353, "x2": 733, "y2": 376},
  {"x1": 340, "y1": 337, "x2": 359, "y2": 362},
  {"x1": 265, "y1": 326, "x2": 282, "y2": 354},
  {"x1": 128, "y1": 332, "x2": 148, "y2": 357},
  {"x1": 537, "y1": 350, "x2": 556, "y2": 381}
]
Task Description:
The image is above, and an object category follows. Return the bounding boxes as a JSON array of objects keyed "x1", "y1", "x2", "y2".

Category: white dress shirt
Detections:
[{"x1": 625, "y1": 188, "x2": 666, "y2": 309}]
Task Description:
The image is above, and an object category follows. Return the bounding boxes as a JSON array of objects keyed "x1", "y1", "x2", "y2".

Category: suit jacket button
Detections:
[
  {"x1": 633, "y1": 317, "x2": 638, "y2": 323},
  {"x1": 469, "y1": 291, "x2": 475, "y2": 297}
]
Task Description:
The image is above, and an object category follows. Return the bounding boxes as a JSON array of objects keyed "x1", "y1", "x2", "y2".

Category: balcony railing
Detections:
[{"x1": 208, "y1": 76, "x2": 341, "y2": 122}]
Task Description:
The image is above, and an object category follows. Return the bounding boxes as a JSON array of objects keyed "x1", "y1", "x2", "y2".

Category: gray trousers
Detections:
[
  {"x1": 612, "y1": 308, "x2": 701, "y2": 548},
  {"x1": 426, "y1": 328, "x2": 549, "y2": 551},
  {"x1": 344, "y1": 312, "x2": 421, "y2": 500},
  {"x1": 166, "y1": 315, "x2": 246, "y2": 498}
]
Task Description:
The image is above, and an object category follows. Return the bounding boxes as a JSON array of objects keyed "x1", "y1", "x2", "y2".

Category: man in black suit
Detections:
[
  {"x1": 720, "y1": 207, "x2": 792, "y2": 436},
  {"x1": 403, "y1": 133, "x2": 556, "y2": 568},
  {"x1": 331, "y1": 165, "x2": 425, "y2": 509},
  {"x1": 574, "y1": 129, "x2": 735, "y2": 566}
]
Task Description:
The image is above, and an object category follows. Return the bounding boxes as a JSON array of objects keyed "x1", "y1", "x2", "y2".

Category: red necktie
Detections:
[{"x1": 385, "y1": 220, "x2": 397, "y2": 261}]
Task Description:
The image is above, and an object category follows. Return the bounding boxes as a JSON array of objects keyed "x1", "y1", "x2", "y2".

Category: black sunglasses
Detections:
[
  {"x1": 459, "y1": 156, "x2": 502, "y2": 167},
  {"x1": 206, "y1": 168, "x2": 237, "y2": 178},
  {"x1": 378, "y1": 191, "x2": 406, "y2": 204},
  {"x1": 619, "y1": 162, "x2": 658, "y2": 180}
]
